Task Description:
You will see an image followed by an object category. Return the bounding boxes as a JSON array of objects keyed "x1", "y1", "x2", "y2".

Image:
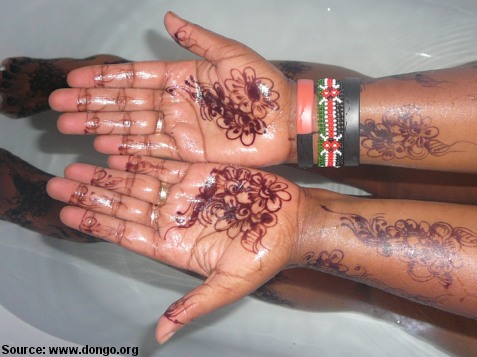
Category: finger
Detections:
[
  {"x1": 163, "y1": 12, "x2": 255, "y2": 65},
  {"x1": 66, "y1": 60, "x2": 199, "y2": 89},
  {"x1": 49, "y1": 87, "x2": 167, "y2": 112},
  {"x1": 155, "y1": 265, "x2": 269, "y2": 344},
  {"x1": 107, "y1": 155, "x2": 189, "y2": 184},
  {"x1": 64, "y1": 163, "x2": 166, "y2": 203},
  {"x1": 48, "y1": 177, "x2": 163, "y2": 228},
  {"x1": 59, "y1": 206, "x2": 195, "y2": 267},
  {"x1": 59, "y1": 206, "x2": 163, "y2": 258},
  {"x1": 94, "y1": 134, "x2": 181, "y2": 160},
  {"x1": 57, "y1": 111, "x2": 164, "y2": 135}
]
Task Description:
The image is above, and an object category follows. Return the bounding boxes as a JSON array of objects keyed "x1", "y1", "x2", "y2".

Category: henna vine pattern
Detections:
[
  {"x1": 360, "y1": 105, "x2": 458, "y2": 160},
  {"x1": 172, "y1": 166, "x2": 291, "y2": 254},
  {"x1": 322, "y1": 205, "x2": 477, "y2": 288},
  {"x1": 302, "y1": 249, "x2": 369, "y2": 279},
  {"x1": 166, "y1": 67, "x2": 279, "y2": 146},
  {"x1": 391, "y1": 72, "x2": 447, "y2": 87},
  {"x1": 164, "y1": 296, "x2": 193, "y2": 325}
]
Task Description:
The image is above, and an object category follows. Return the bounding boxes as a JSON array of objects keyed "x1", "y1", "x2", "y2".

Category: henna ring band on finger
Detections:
[{"x1": 157, "y1": 181, "x2": 169, "y2": 207}]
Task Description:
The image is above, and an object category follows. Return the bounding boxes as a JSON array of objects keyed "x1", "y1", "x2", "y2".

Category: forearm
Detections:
[
  {"x1": 359, "y1": 64, "x2": 477, "y2": 172},
  {"x1": 0, "y1": 149, "x2": 98, "y2": 242},
  {"x1": 279, "y1": 60, "x2": 477, "y2": 172},
  {"x1": 295, "y1": 188, "x2": 477, "y2": 319}
]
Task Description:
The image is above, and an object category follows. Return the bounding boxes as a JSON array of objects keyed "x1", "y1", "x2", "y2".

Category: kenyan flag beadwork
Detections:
[{"x1": 316, "y1": 78, "x2": 345, "y2": 167}]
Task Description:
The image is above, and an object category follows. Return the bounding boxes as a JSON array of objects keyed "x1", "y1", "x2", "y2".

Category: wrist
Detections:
[{"x1": 291, "y1": 188, "x2": 337, "y2": 266}]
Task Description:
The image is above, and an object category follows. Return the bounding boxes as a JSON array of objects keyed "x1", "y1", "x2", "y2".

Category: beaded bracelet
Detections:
[{"x1": 316, "y1": 78, "x2": 345, "y2": 168}]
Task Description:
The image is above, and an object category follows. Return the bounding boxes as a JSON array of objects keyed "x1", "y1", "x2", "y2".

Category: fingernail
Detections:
[{"x1": 158, "y1": 331, "x2": 176, "y2": 345}]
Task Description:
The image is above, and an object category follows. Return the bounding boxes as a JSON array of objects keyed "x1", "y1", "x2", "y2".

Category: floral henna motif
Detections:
[
  {"x1": 322, "y1": 205, "x2": 477, "y2": 288},
  {"x1": 166, "y1": 67, "x2": 279, "y2": 146},
  {"x1": 172, "y1": 166, "x2": 291, "y2": 254},
  {"x1": 302, "y1": 249, "x2": 369, "y2": 279},
  {"x1": 360, "y1": 105, "x2": 459, "y2": 160}
]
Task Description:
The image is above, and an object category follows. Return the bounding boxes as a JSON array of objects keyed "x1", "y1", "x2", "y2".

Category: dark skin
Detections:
[{"x1": 2, "y1": 56, "x2": 477, "y2": 354}]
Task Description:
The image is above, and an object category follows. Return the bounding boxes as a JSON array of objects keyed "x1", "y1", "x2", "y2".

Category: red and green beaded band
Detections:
[{"x1": 316, "y1": 78, "x2": 345, "y2": 168}]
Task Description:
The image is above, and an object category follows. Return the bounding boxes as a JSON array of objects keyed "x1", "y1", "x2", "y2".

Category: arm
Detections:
[
  {"x1": 45, "y1": 12, "x2": 477, "y2": 173},
  {"x1": 358, "y1": 64, "x2": 477, "y2": 171},
  {"x1": 296, "y1": 187, "x2": 477, "y2": 319},
  {"x1": 47, "y1": 156, "x2": 477, "y2": 343}
]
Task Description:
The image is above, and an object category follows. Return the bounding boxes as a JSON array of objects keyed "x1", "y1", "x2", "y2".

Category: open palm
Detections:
[
  {"x1": 47, "y1": 154, "x2": 300, "y2": 343},
  {"x1": 49, "y1": 12, "x2": 296, "y2": 167}
]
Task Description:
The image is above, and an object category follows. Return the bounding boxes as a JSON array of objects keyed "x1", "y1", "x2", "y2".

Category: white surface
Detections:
[{"x1": 1, "y1": 1, "x2": 476, "y2": 356}]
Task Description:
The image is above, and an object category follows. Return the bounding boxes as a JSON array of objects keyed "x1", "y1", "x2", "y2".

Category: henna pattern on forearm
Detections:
[
  {"x1": 0, "y1": 149, "x2": 97, "y2": 242},
  {"x1": 301, "y1": 249, "x2": 369, "y2": 279},
  {"x1": 166, "y1": 68, "x2": 279, "y2": 146},
  {"x1": 169, "y1": 166, "x2": 291, "y2": 254},
  {"x1": 390, "y1": 72, "x2": 448, "y2": 87},
  {"x1": 321, "y1": 205, "x2": 477, "y2": 289},
  {"x1": 360, "y1": 105, "x2": 463, "y2": 160},
  {"x1": 0, "y1": 55, "x2": 129, "y2": 118}
]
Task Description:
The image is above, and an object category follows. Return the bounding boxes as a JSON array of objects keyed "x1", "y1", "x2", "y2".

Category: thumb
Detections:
[
  {"x1": 155, "y1": 270, "x2": 258, "y2": 344},
  {"x1": 163, "y1": 11, "x2": 257, "y2": 64}
]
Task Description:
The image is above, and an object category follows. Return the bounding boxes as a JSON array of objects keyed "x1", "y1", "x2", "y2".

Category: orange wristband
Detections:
[{"x1": 296, "y1": 79, "x2": 314, "y2": 134}]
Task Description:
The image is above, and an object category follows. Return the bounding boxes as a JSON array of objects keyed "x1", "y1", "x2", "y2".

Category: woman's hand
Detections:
[
  {"x1": 46, "y1": 155, "x2": 301, "y2": 343},
  {"x1": 49, "y1": 12, "x2": 297, "y2": 167}
]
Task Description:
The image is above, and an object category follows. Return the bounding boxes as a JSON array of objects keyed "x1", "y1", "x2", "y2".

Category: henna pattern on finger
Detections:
[
  {"x1": 79, "y1": 211, "x2": 126, "y2": 243},
  {"x1": 69, "y1": 184, "x2": 127, "y2": 216},
  {"x1": 321, "y1": 205, "x2": 477, "y2": 288},
  {"x1": 166, "y1": 67, "x2": 279, "y2": 146},
  {"x1": 170, "y1": 166, "x2": 291, "y2": 254},
  {"x1": 360, "y1": 105, "x2": 465, "y2": 160},
  {"x1": 91, "y1": 167, "x2": 140, "y2": 196},
  {"x1": 164, "y1": 296, "x2": 193, "y2": 325},
  {"x1": 84, "y1": 112, "x2": 101, "y2": 134}
]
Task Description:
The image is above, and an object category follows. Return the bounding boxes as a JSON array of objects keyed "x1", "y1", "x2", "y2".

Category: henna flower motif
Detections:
[
  {"x1": 172, "y1": 166, "x2": 291, "y2": 253},
  {"x1": 217, "y1": 111, "x2": 266, "y2": 146},
  {"x1": 341, "y1": 211, "x2": 477, "y2": 288},
  {"x1": 249, "y1": 173, "x2": 291, "y2": 214},
  {"x1": 360, "y1": 105, "x2": 451, "y2": 160},
  {"x1": 167, "y1": 68, "x2": 279, "y2": 146},
  {"x1": 225, "y1": 67, "x2": 279, "y2": 119}
]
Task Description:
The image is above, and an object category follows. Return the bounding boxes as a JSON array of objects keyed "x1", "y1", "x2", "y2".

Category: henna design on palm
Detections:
[
  {"x1": 170, "y1": 166, "x2": 291, "y2": 254},
  {"x1": 166, "y1": 67, "x2": 279, "y2": 146}
]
